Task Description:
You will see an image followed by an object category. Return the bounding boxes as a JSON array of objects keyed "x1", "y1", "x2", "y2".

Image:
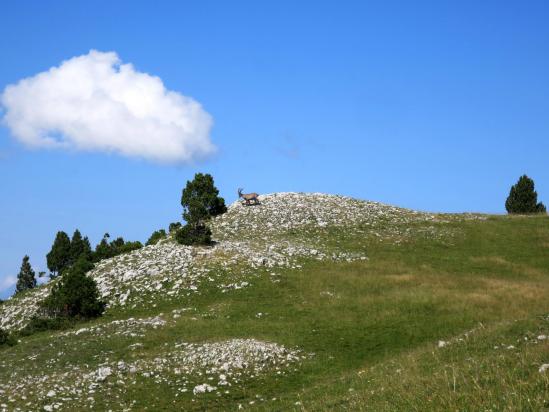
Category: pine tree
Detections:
[
  {"x1": 46, "y1": 231, "x2": 72, "y2": 277},
  {"x1": 15, "y1": 255, "x2": 37, "y2": 294},
  {"x1": 505, "y1": 175, "x2": 546, "y2": 214},
  {"x1": 69, "y1": 229, "x2": 92, "y2": 264},
  {"x1": 82, "y1": 237, "x2": 92, "y2": 259},
  {"x1": 93, "y1": 234, "x2": 113, "y2": 262},
  {"x1": 178, "y1": 173, "x2": 226, "y2": 246},
  {"x1": 181, "y1": 173, "x2": 227, "y2": 226}
]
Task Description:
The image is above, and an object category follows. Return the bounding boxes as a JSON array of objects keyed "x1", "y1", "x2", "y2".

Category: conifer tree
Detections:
[
  {"x1": 505, "y1": 175, "x2": 546, "y2": 214},
  {"x1": 69, "y1": 229, "x2": 92, "y2": 264},
  {"x1": 46, "y1": 231, "x2": 72, "y2": 277},
  {"x1": 181, "y1": 173, "x2": 227, "y2": 226},
  {"x1": 178, "y1": 173, "x2": 226, "y2": 245},
  {"x1": 15, "y1": 255, "x2": 37, "y2": 294},
  {"x1": 93, "y1": 234, "x2": 112, "y2": 262}
]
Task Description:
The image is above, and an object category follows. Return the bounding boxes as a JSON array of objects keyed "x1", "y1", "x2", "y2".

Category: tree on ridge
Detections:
[
  {"x1": 46, "y1": 231, "x2": 72, "y2": 278},
  {"x1": 15, "y1": 255, "x2": 37, "y2": 294},
  {"x1": 177, "y1": 173, "x2": 226, "y2": 245},
  {"x1": 505, "y1": 175, "x2": 546, "y2": 214}
]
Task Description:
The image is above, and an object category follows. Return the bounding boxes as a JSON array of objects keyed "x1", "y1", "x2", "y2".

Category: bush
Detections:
[
  {"x1": 175, "y1": 224, "x2": 212, "y2": 246},
  {"x1": 18, "y1": 316, "x2": 75, "y2": 336},
  {"x1": 505, "y1": 175, "x2": 546, "y2": 214},
  {"x1": 146, "y1": 229, "x2": 167, "y2": 246},
  {"x1": 116, "y1": 240, "x2": 143, "y2": 254},
  {"x1": 93, "y1": 234, "x2": 142, "y2": 262},
  {"x1": 0, "y1": 328, "x2": 15, "y2": 347},
  {"x1": 42, "y1": 257, "x2": 105, "y2": 319}
]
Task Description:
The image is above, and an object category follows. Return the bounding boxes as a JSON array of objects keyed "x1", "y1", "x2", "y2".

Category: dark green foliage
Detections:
[
  {"x1": 0, "y1": 328, "x2": 15, "y2": 347},
  {"x1": 42, "y1": 257, "x2": 105, "y2": 319},
  {"x1": 116, "y1": 240, "x2": 143, "y2": 254},
  {"x1": 181, "y1": 173, "x2": 227, "y2": 226},
  {"x1": 46, "y1": 231, "x2": 72, "y2": 277},
  {"x1": 93, "y1": 235, "x2": 112, "y2": 261},
  {"x1": 93, "y1": 234, "x2": 142, "y2": 262},
  {"x1": 0, "y1": 328, "x2": 8, "y2": 344},
  {"x1": 175, "y1": 223, "x2": 212, "y2": 246},
  {"x1": 47, "y1": 229, "x2": 94, "y2": 278},
  {"x1": 15, "y1": 255, "x2": 37, "y2": 294},
  {"x1": 169, "y1": 222, "x2": 182, "y2": 233},
  {"x1": 505, "y1": 175, "x2": 546, "y2": 214},
  {"x1": 146, "y1": 229, "x2": 167, "y2": 246},
  {"x1": 18, "y1": 316, "x2": 75, "y2": 336},
  {"x1": 70, "y1": 229, "x2": 92, "y2": 263},
  {"x1": 178, "y1": 173, "x2": 224, "y2": 246}
]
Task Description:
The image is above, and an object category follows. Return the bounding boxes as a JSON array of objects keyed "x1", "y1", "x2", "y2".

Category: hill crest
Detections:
[{"x1": 1, "y1": 192, "x2": 450, "y2": 331}]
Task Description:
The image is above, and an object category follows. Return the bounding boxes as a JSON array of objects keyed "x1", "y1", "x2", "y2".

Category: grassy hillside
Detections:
[{"x1": 1, "y1": 193, "x2": 548, "y2": 411}]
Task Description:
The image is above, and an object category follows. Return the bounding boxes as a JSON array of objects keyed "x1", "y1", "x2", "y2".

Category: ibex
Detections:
[{"x1": 238, "y1": 188, "x2": 260, "y2": 205}]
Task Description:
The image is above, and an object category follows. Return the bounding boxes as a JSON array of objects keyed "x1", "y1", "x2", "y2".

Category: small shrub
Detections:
[
  {"x1": 93, "y1": 234, "x2": 142, "y2": 262},
  {"x1": 146, "y1": 229, "x2": 167, "y2": 246},
  {"x1": 0, "y1": 328, "x2": 15, "y2": 347},
  {"x1": 42, "y1": 257, "x2": 105, "y2": 319},
  {"x1": 18, "y1": 316, "x2": 75, "y2": 336},
  {"x1": 175, "y1": 224, "x2": 212, "y2": 246},
  {"x1": 116, "y1": 240, "x2": 143, "y2": 254}
]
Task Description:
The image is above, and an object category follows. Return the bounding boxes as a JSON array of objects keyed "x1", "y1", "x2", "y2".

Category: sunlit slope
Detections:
[
  {"x1": 1, "y1": 193, "x2": 445, "y2": 331},
  {"x1": 0, "y1": 193, "x2": 547, "y2": 411}
]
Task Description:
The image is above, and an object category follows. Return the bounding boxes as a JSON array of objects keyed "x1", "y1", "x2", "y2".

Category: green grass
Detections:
[{"x1": 1, "y1": 215, "x2": 548, "y2": 411}]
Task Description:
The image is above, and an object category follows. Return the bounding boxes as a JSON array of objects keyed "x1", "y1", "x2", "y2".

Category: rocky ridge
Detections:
[{"x1": 1, "y1": 192, "x2": 459, "y2": 332}]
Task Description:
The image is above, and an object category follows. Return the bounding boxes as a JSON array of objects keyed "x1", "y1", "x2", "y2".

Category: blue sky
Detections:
[{"x1": 1, "y1": 0, "x2": 548, "y2": 298}]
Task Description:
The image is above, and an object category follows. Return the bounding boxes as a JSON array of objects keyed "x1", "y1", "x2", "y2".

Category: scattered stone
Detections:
[
  {"x1": 193, "y1": 384, "x2": 217, "y2": 395},
  {"x1": 94, "y1": 367, "x2": 112, "y2": 382}
]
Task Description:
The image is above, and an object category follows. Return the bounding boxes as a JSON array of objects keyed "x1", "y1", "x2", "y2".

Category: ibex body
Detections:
[{"x1": 238, "y1": 188, "x2": 260, "y2": 205}]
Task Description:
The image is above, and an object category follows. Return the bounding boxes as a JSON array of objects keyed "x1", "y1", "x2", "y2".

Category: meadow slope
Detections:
[{"x1": 0, "y1": 193, "x2": 548, "y2": 411}]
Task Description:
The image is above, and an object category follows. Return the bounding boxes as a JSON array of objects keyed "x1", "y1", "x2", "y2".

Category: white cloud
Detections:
[
  {"x1": 0, "y1": 50, "x2": 215, "y2": 163},
  {"x1": 0, "y1": 275, "x2": 16, "y2": 291}
]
